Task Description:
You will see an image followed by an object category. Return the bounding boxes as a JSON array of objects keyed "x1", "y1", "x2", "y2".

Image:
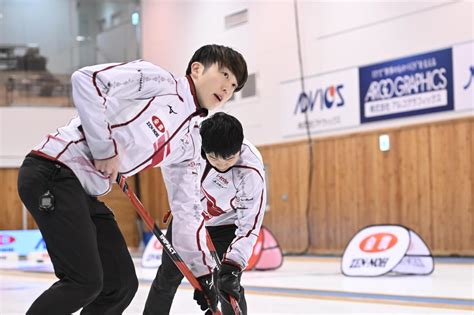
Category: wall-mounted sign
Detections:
[
  {"x1": 453, "y1": 41, "x2": 474, "y2": 112},
  {"x1": 359, "y1": 48, "x2": 454, "y2": 123},
  {"x1": 280, "y1": 68, "x2": 360, "y2": 138}
]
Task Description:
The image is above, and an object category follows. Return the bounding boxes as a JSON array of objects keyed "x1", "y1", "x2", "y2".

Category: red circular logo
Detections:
[
  {"x1": 152, "y1": 116, "x2": 165, "y2": 133},
  {"x1": 359, "y1": 233, "x2": 398, "y2": 253},
  {"x1": 0, "y1": 235, "x2": 16, "y2": 245}
]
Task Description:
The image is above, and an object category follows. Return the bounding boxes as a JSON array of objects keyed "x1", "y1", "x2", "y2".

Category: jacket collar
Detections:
[{"x1": 186, "y1": 75, "x2": 203, "y2": 112}]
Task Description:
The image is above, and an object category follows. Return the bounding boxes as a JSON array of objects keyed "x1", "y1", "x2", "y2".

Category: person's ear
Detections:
[{"x1": 190, "y1": 62, "x2": 204, "y2": 79}]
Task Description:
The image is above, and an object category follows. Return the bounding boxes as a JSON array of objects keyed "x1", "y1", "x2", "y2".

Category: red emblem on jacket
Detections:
[
  {"x1": 202, "y1": 189, "x2": 225, "y2": 218},
  {"x1": 152, "y1": 116, "x2": 165, "y2": 133}
]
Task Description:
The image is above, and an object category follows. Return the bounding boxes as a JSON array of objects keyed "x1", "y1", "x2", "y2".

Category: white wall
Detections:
[
  {"x1": 142, "y1": 0, "x2": 474, "y2": 146},
  {"x1": 97, "y1": 2, "x2": 141, "y2": 63},
  {"x1": 0, "y1": 107, "x2": 77, "y2": 167},
  {"x1": 1, "y1": 0, "x2": 473, "y2": 167},
  {"x1": 97, "y1": 23, "x2": 140, "y2": 64},
  {"x1": 80, "y1": 1, "x2": 140, "y2": 66},
  {"x1": 298, "y1": 1, "x2": 470, "y2": 74},
  {"x1": 142, "y1": 0, "x2": 299, "y2": 145}
]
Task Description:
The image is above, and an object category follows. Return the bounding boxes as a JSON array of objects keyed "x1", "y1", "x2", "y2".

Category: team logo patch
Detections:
[
  {"x1": 359, "y1": 233, "x2": 398, "y2": 253},
  {"x1": 212, "y1": 174, "x2": 229, "y2": 188},
  {"x1": 146, "y1": 116, "x2": 166, "y2": 138},
  {"x1": 152, "y1": 116, "x2": 165, "y2": 133}
]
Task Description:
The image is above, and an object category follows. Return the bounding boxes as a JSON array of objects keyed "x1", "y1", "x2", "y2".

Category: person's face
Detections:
[
  {"x1": 191, "y1": 62, "x2": 238, "y2": 111},
  {"x1": 205, "y1": 151, "x2": 240, "y2": 172}
]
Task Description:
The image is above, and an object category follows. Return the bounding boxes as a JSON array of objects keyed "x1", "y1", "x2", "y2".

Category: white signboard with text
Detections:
[
  {"x1": 280, "y1": 69, "x2": 360, "y2": 139},
  {"x1": 342, "y1": 225, "x2": 433, "y2": 277},
  {"x1": 453, "y1": 41, "x2": 474, "y2": 112}
]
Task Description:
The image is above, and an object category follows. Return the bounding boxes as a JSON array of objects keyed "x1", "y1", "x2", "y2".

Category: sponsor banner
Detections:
[
  {"x1": 280, "y1": 69, "x2": 360, "y2": 138},
  {"x1": 249, "y1": 226, "x2": 284, "y2": 271},
  {"x1": 341, "y1": 225, "x2": 410, "y2": 276},
  {"x1": 27, "y1": 250, "x2": 51, "y2": 263},
  {"x1": 0, "y1": 252, "x2": 19, "y2": 262},
  {"x1": 359, "y1": 49, "x2": 454, "y2": 123},
  {"x1": 391, "y1": 230, "x2": 433, "y2": 275},
  {"x1": 405, "y1": 230, "x2": 431, "y2": 255},
  {"x1": 392, "y1": 255, "x2": 433, "y2": 275},
  {"x1": 141, "y1": 227, "x2": 283, "y2": 271},
  {"x1": 0, "y1": 230, "x2": 45, "y2": 256},
  {"x1": 342, "y1": 225, "x2": 434, "y2": 277},
  {"x1": 141, "y1": 230, "x2": 166, "y2": 268},
  {"x1": 453, "y1": 41, "x2": 474, "y2": 112}
]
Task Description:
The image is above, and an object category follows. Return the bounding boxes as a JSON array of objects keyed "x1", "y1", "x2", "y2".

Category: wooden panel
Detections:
[
  {"x1": 398, "y1": 126, "x2": 433, "y2": 247},
  {"x1": 334, "y1": 133, "x2": 367, "y2": 250},
  {"x1": 137, "y1": 168, "x2": 170, "y2": 229},
  {"x1": 311, "y1": 137, "x2": 338, "y2": 253},
  {"x1": 360, "y1": 131, "x2": 400, "y2": 225},
  {"x1": 136, "y1": 142, "x2": 312, "y2": 253},
  {"x1": 0, "y1": 168, "x2": 23, "y2": 230},
  {"x1": 334, "y1": 134, "x2": 368, "y2": 251},
  {"x1": 471, "y1": 119, "x2": 474, "y2": 254},
  {"x1": 430, "y1": 120, "x2": 473, "y2": 255},
  {"x1": 259, "y1": 141, "x2": 310, "y2": 253},
  {"x1": 1, "y1": 166, "x2": 55, "y2": 230},
  {"x1": 0, "y1": 168, "x2": 139, "y2": 248},
  {"x1": 99, "y1": 176, "x2": 140, "y2": 248},
  {"x1": 0, "y1": 168, "x2": 37, "y2": 229},
  {"x1": 2, "y1": 117, "x2": 472, "y2": 255},
  {"x1": 308, "y1": 118, "x2": 473, "y2": 255},
  {"x1": 311, "y1": 130, "x2": 401, "y2": 254}
]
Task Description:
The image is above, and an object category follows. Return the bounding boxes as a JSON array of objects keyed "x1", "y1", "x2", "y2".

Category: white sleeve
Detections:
[
  {"x1": 71, "y1": 60, "x2": 176, "y2": 160},
  {"x1": 225, "y1": 171, "x2": 266, "y2": 269},
  {"x1": 161, "y1": 160, "x2": 214, "y2": 276}
]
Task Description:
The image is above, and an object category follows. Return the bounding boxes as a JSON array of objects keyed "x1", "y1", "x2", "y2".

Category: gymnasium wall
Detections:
[
  {"x1": 141, "y1": 0, "x2": 473, "y2": 145},
  {"x1": 0, "y1": 1, "x2": 472, "y2": 255},
  {"x1": 0, "y1": 171, "x2": 140, "y2": 248},
  {"x1": 1, "y1": 117, "x2": 472, "y2": 254},
  {"x1": 137, "y1": 0, "x2": 473, "y2": 255},
  {"x1": 136, "y1": 116, "x2": 474, "y2": 256}
]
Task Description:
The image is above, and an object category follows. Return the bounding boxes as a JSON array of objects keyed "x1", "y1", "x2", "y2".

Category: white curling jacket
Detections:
[
  {"x1": 32, "y1": 60, "x2": 214, "y2": 276},
  {"x1": 33, "y1": 60, "x2": 207, "y2": 196},
  {"x1": 200, "y1": 140, "x2": 267, "y2": 269}
]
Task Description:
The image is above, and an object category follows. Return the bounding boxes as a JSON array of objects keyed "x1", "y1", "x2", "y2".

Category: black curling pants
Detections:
[
  {"x1": 17, "y1": 154, "x2": 138, "y2": 314},
  {"x1": 143, "y1": 223, "x2": 247, "y2": 315}
]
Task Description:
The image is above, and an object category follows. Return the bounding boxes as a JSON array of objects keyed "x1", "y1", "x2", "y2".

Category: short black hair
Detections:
[
  {"x1": 200, "y1": 112, "x2": 244, "y2": 158},
  {"x1": 186, "y1": 44, "x2": 248, "y2": 92}
]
